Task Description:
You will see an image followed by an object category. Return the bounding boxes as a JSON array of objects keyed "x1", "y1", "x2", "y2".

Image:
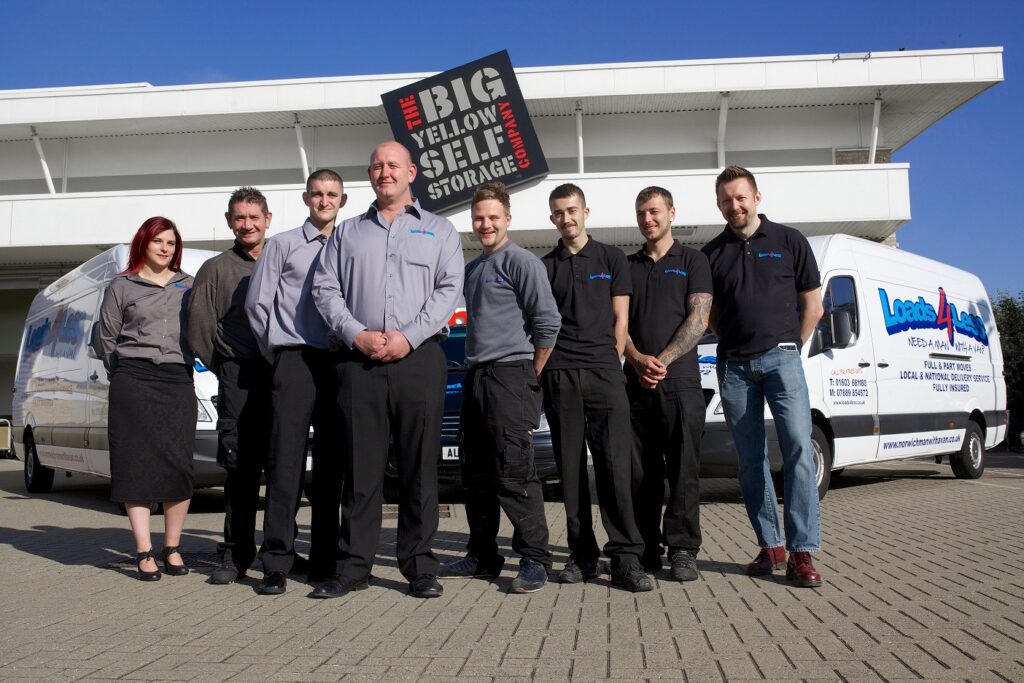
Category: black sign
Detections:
[{"x1": 381, "y1": 50, "x2": 548, "y2": 213}]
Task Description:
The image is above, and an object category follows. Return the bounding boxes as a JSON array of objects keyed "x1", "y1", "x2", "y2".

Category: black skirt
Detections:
[{"x1": 108, "y1": 359, "x2": 197, "y2": 503}]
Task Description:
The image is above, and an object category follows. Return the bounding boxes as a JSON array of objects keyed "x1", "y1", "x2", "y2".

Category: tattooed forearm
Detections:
[{"x1": 658, "y1": 292, "x2": 712, "y2": 366}]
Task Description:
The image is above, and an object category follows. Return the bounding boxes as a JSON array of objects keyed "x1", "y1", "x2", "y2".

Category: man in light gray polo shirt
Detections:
[
  {"x1": 244, "y1": 169, "x2": 348, "y2": 595},
  {"x1": 440, "y1": 181, "x2": 559, "y2": 593},
  {"x1": 311, "y1": 141, "x2": 463, "y2": 600}
]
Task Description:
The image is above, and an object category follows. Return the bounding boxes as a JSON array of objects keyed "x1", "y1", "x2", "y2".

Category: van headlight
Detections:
[
  {"x1": 197, "y1": 399, "x2": 214, "y2": 423},
  {"x1": 538, "y1": 410, "x2": 550, "y2": 433},
  {"x1": 713, "y1": 400, "x2": 724, "y2": 416}
]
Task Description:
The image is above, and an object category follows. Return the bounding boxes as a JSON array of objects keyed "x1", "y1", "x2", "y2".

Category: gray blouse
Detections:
[{"x1": 96, "y1": 271, "x2": 194, "y2": 370}]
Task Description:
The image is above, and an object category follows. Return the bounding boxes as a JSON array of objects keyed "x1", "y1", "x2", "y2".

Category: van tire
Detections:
[
  {"x1": 811, "y1": 425, "x2": 832, "y2": 500},
  {"x1": 770, "y1": 425, "x2": 833, "y2": 501},
  {"x1": 950, "y1": 421, "x2": 985, "y2": 480},
  {"x1": 23, "y1": 432, "x2": 55, "y2": 493}
]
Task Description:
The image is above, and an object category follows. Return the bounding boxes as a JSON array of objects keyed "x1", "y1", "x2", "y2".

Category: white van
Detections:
[
  {"x1": 11, "y1": 245, "x2": 224, "y2": 493},
  {"x1": 698, "y1": 233, "x2": 1008, "y2": 498}
]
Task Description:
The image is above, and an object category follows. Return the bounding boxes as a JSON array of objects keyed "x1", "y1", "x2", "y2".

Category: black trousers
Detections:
[
  {"x1": 259, "y1": 347, "x2": 343, "y2": 575},
  {"x1": 541, "y1": 367, "x2": 643, "y2": 569},
  {"x1": 627, "y1": 376, "x2": 705, "y2": 556},
  {"x1": 461, "y1": 360, "x2": 551, "y2": 567},
  {"x1": 335, "y1": 340, "x2": 445, "y2": 582},
  {"x1": 215, "y1": 358, "x2": 272, "y2": 572}
]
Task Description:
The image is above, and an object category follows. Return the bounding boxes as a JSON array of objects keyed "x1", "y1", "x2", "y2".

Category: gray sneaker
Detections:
[
  {"x1": 439, "y1": 554, "x2": 504, "y2": 578},
  {"x1": 557, "y1": 558, "x2": 599, "y2": 584},
  {"x1": 611, "y1": 565, "x2": 655, "y2": 592},
  {"x1": 669, "y1": 549, "x2": 699, "y2": 582},
  {"x1": 510, "y1": 558, "x2": 548, "y2": 593}
]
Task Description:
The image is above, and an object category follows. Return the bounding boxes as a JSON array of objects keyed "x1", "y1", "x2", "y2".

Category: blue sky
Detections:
[{"x1": 1, "y1": 0, "x2": 1020, "y2": 295}]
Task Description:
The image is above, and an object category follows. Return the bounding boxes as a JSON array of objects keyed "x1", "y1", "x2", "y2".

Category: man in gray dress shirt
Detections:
[
  {"x1": 311, "y1": 141, "x2": 463, "y2": 600},
  {"x1": 244, "y1": 169, "x2": 348, "y2": 595}
]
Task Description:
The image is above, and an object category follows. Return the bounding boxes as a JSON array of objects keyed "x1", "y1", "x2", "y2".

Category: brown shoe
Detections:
[
  {"x1": 786, "y1": 551, "x2": 823, "y2": 587},
  {"x1": 746, "y1": 546, "x2": 786, "y2": 576}
]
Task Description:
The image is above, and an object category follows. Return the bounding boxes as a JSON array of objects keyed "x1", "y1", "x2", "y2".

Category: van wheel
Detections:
[
  {"x1": 811, "y1": 425, "x2": 832, "y2": 501},
  {"x1": 770, "y1": 425, "x2": 832, "y2": 501},
  {"x1": 950, "y1": 422, "x2": 985, "y2": 479},
  {"x1": 23, "y1": 432, "x2": 55, "y2": 493}
]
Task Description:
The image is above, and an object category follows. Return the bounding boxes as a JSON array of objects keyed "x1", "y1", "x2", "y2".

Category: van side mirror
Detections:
[{"x1": 831, "y1": 310, "x2": 854, "y2": 348}]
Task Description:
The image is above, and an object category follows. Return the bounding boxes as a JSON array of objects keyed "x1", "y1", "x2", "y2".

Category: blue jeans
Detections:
[{"x1": 716, "y1": 346, "x2": 820, "y2": 552}]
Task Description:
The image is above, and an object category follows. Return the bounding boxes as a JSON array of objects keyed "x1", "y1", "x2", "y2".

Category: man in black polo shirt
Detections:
[
  {"x1": 541, "y1": 183, "x2": 651, "y2": 593},
  {"x1": 701, "y1": 166, "x2": 824, "y2": 588},
  {"x1": 624, "y1": 186, "x2": 712, "y2": 582}
]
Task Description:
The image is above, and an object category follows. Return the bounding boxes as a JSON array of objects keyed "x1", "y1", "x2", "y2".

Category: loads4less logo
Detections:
[{"x1": 878, "y1": 287, "x2": 988, "y2": 345}]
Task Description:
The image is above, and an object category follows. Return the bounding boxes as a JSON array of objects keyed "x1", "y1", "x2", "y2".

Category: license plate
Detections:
[{"x1": 442, "y1": 446, "x2": 460, "y2": 461}]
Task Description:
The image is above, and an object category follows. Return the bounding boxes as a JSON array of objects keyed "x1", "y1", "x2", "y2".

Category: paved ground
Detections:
[{"x1": 0, "y1": 450, "x2": 1022, "y2": 682}]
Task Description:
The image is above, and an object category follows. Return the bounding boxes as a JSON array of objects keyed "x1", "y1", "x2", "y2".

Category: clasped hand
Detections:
[
  {"x1": 630, "y1": 352, "x2": 668, "y2": 389},
  {"x1": 355, "y1": 329, "x2": 411, "y2": 362}
]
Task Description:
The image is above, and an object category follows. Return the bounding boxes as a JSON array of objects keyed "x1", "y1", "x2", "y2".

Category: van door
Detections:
[{"x1": 815, "y1": 272, "x2": 879, "y2": 466}]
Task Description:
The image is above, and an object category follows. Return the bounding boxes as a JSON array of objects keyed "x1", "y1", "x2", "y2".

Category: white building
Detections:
[{"x1": 0, "y1": 47, "x2": 1004, "y2": 414}]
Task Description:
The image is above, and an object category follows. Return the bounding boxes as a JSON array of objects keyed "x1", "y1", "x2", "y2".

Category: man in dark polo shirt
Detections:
[
  {"x1": 187, "y1": 186, "x2": 273, "y2": 584},
  {"x1": 701, "y1": 166, "x2": 825, "y2": 588},
  {"x1": 542, "y1": 183, "x2": 651, "y2": 593},
  {"x1": 624, "y1": 186, "x2": 712, "y2": 582}
]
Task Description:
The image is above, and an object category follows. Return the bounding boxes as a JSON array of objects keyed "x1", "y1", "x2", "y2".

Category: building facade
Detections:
[{"x1": 0, "y1": 47, "x2": 1004, "y2": 414}]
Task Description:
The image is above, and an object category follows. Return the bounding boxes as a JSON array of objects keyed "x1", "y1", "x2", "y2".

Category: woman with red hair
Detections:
[{"x1": 97, "y1": 216, "x2": 197, "y2": 581}]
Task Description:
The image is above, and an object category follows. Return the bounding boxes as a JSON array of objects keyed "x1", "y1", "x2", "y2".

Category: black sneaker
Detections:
[
  {"x1": 510, "y1": 558, "x2": 547, "y2": 594},
  {"x1": 439, "y1": 554, "x2": 504, "y2": 578},
  {"x1": 557, "y1": 558, "x2": 599, "y2": 584},
  {"x1": 210, "y1": 559, "x2": 239, "y2": 585},
  {"x1": 669, "y1": 549, "x2": 699, "y2": 582},
  {"x1": 611, "y1": 565, "x2": 654, "y2": 593}
]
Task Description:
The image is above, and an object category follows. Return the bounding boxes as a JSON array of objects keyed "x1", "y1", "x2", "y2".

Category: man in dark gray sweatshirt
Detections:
[
  {"x1": 440, "y1": 182, "x2": 560, "y2": 593},
  {"x1": 187, "y1": 186, "x2": 273, "y2": 584}
]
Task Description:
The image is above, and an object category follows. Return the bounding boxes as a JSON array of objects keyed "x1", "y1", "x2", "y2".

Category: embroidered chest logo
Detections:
[
  {"x1": 588, "y1": 272, "x2": 612, "y2": 281},
  {"x1": 664, "y1": 268, "x2": 687, "y2": 278},
  {"x1": 484, "y1": 276, "x2": 506, "y2": 285},
  {"x1": 409, "y1": 228, "x2": 435, "y2": 237},
  {"x1": 757, "y1": 251, "x2": 783, "y2": 259}
]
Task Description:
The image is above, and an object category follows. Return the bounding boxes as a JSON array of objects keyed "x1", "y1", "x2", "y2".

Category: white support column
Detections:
[
  {"x1": 868, "y1": 93, "x2": 882, "y2": 164},
  {"x1": 61, "y1": 138, "x2": 69, "y2": 193},
  {"x1": 293, "y1": 114, "x2": 310, "y2": 181},
  {"x1": 575, "y1": 101, "x2": 584, "y2": 174},
  {"x1": 716, "y1": 92, "x2": 730, "y2": 168},
  {"x1": 30, "y1": 127, "x2": 56, "y2": 195}
]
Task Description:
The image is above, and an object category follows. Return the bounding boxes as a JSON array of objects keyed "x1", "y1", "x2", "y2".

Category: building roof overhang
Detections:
[{"x1": 0, "y1": 47, "x2": 1003, "y2": 152}]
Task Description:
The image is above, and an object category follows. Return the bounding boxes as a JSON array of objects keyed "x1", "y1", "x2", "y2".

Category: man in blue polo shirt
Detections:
[
  {"x1": 624, "y1": 186, "x2": 712, "y2": 582},
  {"x1": 701, "y1": 166, "x2": 824, "y2": 588},
  {"x1": 542, "y1": 183, "x2": 651, "y2": 593}
]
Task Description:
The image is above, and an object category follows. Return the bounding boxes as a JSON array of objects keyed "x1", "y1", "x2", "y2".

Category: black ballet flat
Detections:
[
  {"x1": 161, "y1": 546, "x2": 190, "y2": 576},
  {"x1": 136, "y1": 549, "x2": 162, "y2": 581}
]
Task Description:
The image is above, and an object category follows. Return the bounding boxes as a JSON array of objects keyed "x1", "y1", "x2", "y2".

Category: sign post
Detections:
[{"x1": 381, "y1": 50, "x2": 548, "y2": 213}]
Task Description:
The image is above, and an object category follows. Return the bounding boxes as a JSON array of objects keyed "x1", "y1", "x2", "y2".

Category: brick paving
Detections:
[{"x1": 0, "y1": 451, "x2": 1022, "y2": 681}]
